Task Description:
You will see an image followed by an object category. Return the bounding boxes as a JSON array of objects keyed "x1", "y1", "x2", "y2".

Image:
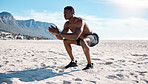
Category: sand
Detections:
[{"x1": 0, "y1": 40, "x2": 148, "y2": 84}]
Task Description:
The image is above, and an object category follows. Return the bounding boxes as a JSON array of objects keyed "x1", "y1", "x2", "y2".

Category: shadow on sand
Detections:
[{"x1": 0, "y1": 66, "x2": 79, "y2": 83}]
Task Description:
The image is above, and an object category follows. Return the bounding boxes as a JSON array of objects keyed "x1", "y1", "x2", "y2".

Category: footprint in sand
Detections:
[
  {"x1": 0, "y1": 65, "x2": 3, "y2": 67},
  {"x1": 117, "y1": 59, "x2": 125, "y2": 62},
  {"x1": 92, "y1": 53, "x2": 99, "y2": 55},
  {"x1": 63, "y1": 80, "x2": 71, "y2": 84},
  {"x1": 131, "y1": 54, "x2": 148, "y2": 57},
  {"x1": 46, "y1": 82, "x2": 57, "y2": 84},
  {"x1": 109, "y1": 58, "x2": 114, "y2": 60},
  {"x1": 74, "y1": 78, "x2": 82, "y2": 81},
  {"x1": 1, "y1": 78, "x2": 22, "y2": 84},
  {"x1": 4, "y1": 61, "x2": 9, "y2": 65},
  {"x1": 106, "y1": 75, "x2": 117, "y2": 79},
  {"x1": 105, "y1": 62, "x2": 113, "y2": 65},
  {"x1": 106, "y1": 74, "x2": 124, "y2": 80},
  {"x1": 92, "y1": 58, "x2": 101, "y2": 61},
  {"x1": 144, "y1": 80, "x2": 148, "y2": 83},
  {"x1": 137, "y1": 71, "x2": 147, "y2": 76}
]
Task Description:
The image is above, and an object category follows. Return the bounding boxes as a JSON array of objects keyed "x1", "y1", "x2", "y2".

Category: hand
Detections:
[
  {"x1": 48, "y1": 25, "x2": 59, "y2": 35},
  {"x1": 48, "y1": 27, "x2": 55, "y2": 35}
]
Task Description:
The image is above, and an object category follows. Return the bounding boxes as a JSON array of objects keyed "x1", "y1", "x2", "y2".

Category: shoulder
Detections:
[
  {"x1": 64, "y1": 21, "x2": 69, "y2": 27},
  {"x1": 75, "y1": 17, "x2": 87, "y2": 26},
  {"x1": 65, "y1": 21, "x2": 69, "y2": 25},
  {"x1": 75, "y1": 17, "x2": 83, "y2": 22},
  {"x1": 75, "y1": 17, "x2": 87, "y2": 25},
  {"x1": 73, "y1": 17, "x2": 82, "y2": 25}
]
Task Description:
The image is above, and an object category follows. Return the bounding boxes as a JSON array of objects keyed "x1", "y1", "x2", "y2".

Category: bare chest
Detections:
[{"x1": 68, "y1": 23, "x2": 78, "y2": 32}]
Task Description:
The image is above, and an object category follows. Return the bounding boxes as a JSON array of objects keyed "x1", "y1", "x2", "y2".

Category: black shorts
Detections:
[{"x1": 76, "y1": 33, "x2": 99, "y2": 47}]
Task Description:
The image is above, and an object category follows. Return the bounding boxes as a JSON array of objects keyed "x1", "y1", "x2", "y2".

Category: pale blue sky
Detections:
[
  {"x1": 0, "y1": 0, "x2": 119, "y2": 18},
  {"x1": 1, "y1": 0, "x2": 148, "y2": 40}
]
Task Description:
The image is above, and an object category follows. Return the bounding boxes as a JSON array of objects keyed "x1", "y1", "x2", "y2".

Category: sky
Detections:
[{"x1": 0, "y1": 0, "x2": 148, "y2": 40}]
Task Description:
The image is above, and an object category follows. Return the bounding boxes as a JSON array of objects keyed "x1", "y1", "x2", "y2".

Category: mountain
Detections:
[{"x1": 0, "y1": 12, "x2": 56, "y2": 39}]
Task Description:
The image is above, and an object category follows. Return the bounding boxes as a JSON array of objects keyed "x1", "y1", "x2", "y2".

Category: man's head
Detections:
[{"x1": 64, "y1": 6, "x2": 75, "y2": 20}]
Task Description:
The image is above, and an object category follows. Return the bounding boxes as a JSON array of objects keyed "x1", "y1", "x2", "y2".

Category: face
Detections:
[{"x1": 64, "y1": 9, "x2": 74, "y2": 20}]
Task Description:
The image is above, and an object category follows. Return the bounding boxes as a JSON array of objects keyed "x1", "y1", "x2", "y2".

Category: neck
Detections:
[{"x1": 69, "y1": 16, "x2": 75, "y2": 23}]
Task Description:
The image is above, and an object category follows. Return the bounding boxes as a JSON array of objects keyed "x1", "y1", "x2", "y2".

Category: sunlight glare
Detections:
[
  {"x1": 112, "y1": 0, "x2": 148, "y2": 9},
  {"x1": 111, "y1": 0, "x2": 148, "y2": 16}
]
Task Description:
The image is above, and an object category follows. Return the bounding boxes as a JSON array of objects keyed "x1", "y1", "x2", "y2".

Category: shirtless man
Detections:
[{"x1": 48, "y1": 6, "x2": 99, "y2": 70}]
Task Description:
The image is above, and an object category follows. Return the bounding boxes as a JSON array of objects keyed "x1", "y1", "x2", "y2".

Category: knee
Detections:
[
  {"x1": 80, "y1": 39, "x2": 84, "y2": 46},
  {"x1": 80, "y1": 39, "x2": 88, "y2": 47},
  {"x1": 80, "y1": 39, "x2": 89, "y2": 51},
  {"x1": 63, "y1": 39, "x2": 68, "y2": 44},
  {"x1": 80, "y1": 39, "x2": 90, "y2": 47},
  {"x1": 63, "y1": 39, "x2": 71, "y2": 45}
]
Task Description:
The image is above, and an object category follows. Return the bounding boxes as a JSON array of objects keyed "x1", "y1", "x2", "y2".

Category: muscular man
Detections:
[{"x1": 48, "y1": 6, "x2": 99, "y2": 70}]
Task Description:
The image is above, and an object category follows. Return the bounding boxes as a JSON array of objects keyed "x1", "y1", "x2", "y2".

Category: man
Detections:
[{"x1": 48, "y1": 6, "x2": 99, "y2": 70}]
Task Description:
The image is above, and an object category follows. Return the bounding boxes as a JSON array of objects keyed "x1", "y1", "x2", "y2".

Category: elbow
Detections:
[
  {"x1": 71, "y1": 36, "x2": 79, "y2": 40},
  {"x1": 58, "y1": 37, "x2": 63, "y2": 40},
  {"x1": 61, "y1": 34, "x2": 79, "y2": 40}
]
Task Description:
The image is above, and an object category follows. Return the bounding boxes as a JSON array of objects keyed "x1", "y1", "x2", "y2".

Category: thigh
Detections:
[
  {"x1": 86, "y1": 33, "x2": 99, "y2": 47},
  {"x1": 80, "y1": 38, "x2": 91, "y2": 47},
  {"x1": 63, "y1": 39, "x2": 77, "y2": 45}
]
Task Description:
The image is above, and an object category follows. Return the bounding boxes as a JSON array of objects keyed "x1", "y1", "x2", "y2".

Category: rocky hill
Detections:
[{"x1": 0, "y1": 12, "x2": 56, "y2": 39}]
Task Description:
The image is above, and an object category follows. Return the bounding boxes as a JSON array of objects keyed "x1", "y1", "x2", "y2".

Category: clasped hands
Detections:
[{"x1": 48, "y1": 25, "x2": 59, "y2": 35}]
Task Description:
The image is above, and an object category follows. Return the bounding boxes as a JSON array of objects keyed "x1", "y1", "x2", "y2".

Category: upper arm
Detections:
[
  {"x1": 60, "y1": 19, "x2": 84, "y2": 40},
  {"x1": 73, "y1": 19, "x2": 84, "y2": 39},
  {"x1": 62, "y1": 21, "x2": 69, "y2": 33}
]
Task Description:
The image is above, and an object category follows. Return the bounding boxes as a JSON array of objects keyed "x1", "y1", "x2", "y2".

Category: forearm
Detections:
[
  {"x1": 61, "y1": 33, "x2": 78, "y2": 40},
  {"x1": 55, "y1": 34, "x2": 63, "y2": 40}
]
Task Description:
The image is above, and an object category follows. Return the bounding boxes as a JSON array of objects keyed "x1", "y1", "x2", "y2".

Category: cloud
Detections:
[
  {"x1": 77, "y1": 14, "x2": 103, "y2": 32},
  {"x1": 110, "y1": 0, "x2": 148, "y2": 16},
  {"x1": 14, "y1": 16, "x2": 32, "y2": 20},
  {"x1": 78, "y1": 14, "x2": 148, "y2": 39},
  {"x1": 90, "y1": 0, "x2": 148, "y2": 9},
  {"x1": 111, "y1": 0, "x2": 148, "y2": 9},
  {"x1": 88, "y1": 0, "x2": 148, "y2": 18},
  {"x1": 14, "y1": 10, "x2": 148, "y2": 40},
  {"x1": 14, "y1": 10, "x2": 65, "y2": 29},
  {"x1": 87, "y1": 0, "x2": 113, "y2": 3},
  {"x1": 96, "y1": 18, "x2": 148, "y2": 40}
]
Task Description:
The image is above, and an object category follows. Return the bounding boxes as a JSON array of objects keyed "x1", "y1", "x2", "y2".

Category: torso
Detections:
[{"x1": 66, "y1": 17, "x2": 92, "y2": 39}]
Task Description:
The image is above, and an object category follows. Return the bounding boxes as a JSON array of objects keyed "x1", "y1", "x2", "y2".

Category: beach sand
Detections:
[{"x1": 0, "y1": 40, "x2": 148, "y2": 84}]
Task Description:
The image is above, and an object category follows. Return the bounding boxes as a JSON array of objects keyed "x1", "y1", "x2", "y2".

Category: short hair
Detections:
[{"x1": 64, "y1": 6, "x2": 75, "y2": 14}]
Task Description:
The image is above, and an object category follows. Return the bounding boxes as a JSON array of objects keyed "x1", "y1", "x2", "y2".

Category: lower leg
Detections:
[
  {"x1": 81, "y1": 40, "x2": 91, "y2": 64},
  {"x1": 64, "y1": 40, "x2": 74, "y2": 61},
  {"x1": 84, "y1": 48, "x2": 91, "y2": 64}
]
